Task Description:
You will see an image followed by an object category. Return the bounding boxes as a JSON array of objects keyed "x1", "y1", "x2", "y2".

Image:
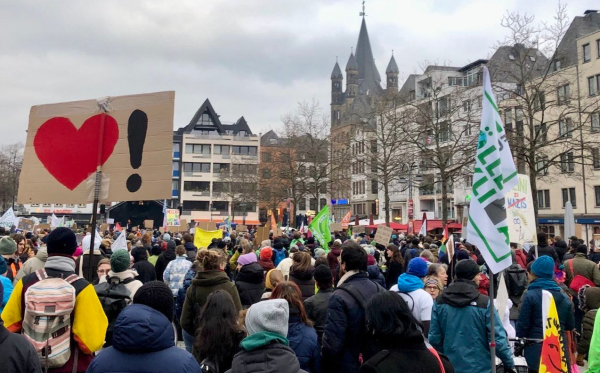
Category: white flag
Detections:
[
  {"x1": 0, "y1": 207, "x2": 16, "y2": 228},
  {"x1": 51, "y1": 213, "x2": 60, "y2": 229},
  {"x1": 467, "y1": 66, "x2": 518, "y2": 274},
  {"x1": 82, "y1": 230, "x2": 102, "y2": 252},
  {"x1": 418, "y1": 212, "x2": 427, "y2": 237},
  {"x1": 111, "y1": 232, "x2": 128, "y2": 252}
]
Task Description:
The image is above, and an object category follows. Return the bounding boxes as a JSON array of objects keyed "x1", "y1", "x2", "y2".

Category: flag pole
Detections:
[{"x1": 489, "y1": 267, "x2": 497, "y2": 373}]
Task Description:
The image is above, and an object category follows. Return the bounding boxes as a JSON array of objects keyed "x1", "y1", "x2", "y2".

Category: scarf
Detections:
[
  {"x1": 527, "y1": 278, "x2": 563, "y2": 292},
  {"x1": 337, "y1": 270, "x2": 360, "y2": 286},
  {"x1": 45, "y1": 256, "x2": 76, "y2": 272}
]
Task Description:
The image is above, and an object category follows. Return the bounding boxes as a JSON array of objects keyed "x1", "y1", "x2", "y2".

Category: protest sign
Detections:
[
  {"x1": 255, "y1": 226, "x2": 270, "y2": 245},
  {"x1": 71, "y1": 223, "x2": 78, "y2": 230},
  {"x1": 166, "y1": 209, "x2": 180, "y2": 226},
  {"x1": 353, "y1": 225, "x2": 365, "y2": 235},
  {"x1": 194, "y1": 228, "x2": 222, "y2": 249},
  {"x1": 329, "y1": 223, "x2": 343, "y2": 232},
  {"x1": 99, "y1": 224, "x2": 109, "y2": 233},
  {"x1": 505, "y1": 174, "x2": 537, "y2": 246},
  {"x1": 106, "y1": 218, "x2": 114, "y2": 224},
  {"x1": 36, "y1": 223, "x2": 51, "y2": 231},
  {"x1": 340, "y1": 211, "x2": 352, "y2": 229},
  {"x1": 158, "y1": 227, "x2": 164, "y2": 233},
  {"x1": 17, "y1": 91, "x2": 175, "y2": 204},
  {"x1": 236, "y1": 224, "x2": 248, "y2": 232},
  {"x1": 18, "y1": 218, "x2": 35, "y2": 231},
  {"x1": 144, "y1": 220, "x2": 154, "y2": 229},
  {"x1": 0, "y1": 207, "x2": 16, "y2": 229},
  {"x1": 374, "y1": 225, "x2": 393, "y2": 246},
  {"x1": 179, "y1": 219, "x2": 188, "y2": 232},
  {"x1": 196, "y1": 222, "x2": 217, "y2": 231}
]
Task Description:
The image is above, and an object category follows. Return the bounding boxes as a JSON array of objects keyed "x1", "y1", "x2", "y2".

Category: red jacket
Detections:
[
  {"x1": 478, "y1": 273, "x2": 490, "y2": 296},
  {"x1": 515, "y1": 249, "x2": 527, "y2": 269}
]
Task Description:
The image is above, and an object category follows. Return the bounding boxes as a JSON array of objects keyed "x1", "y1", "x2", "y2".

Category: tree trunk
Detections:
[
  {"x1": 384, "y1": 178, "x2": 390, "y2": 226},
  {"x1": 528, "y1": 147, "x2": 539, "y2": 224},
  {"x1": 441, "y1": 173, "x2": 448, "y2": 231}
]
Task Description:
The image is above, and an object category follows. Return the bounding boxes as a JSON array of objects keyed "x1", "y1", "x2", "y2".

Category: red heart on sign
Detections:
[{"x1": 33, "y1": 114, "x2": 119, "y2": 190}]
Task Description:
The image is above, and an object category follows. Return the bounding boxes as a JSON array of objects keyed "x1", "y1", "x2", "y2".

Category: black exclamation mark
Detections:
[{"x1": 126, "y1": 109, "x2": 147, "y2": 193}]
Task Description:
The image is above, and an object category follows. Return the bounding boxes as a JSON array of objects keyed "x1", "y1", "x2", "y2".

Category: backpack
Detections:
[
  {"x1": 23, "y1": 269, "x2": 79, "y2": 371},
  {"x1": 505, "y1": 266, "x2": 527, "y2": 297},
  {"x1": 273, "y1": 248, "x2": 286, "y2": 267},
  {"x1": 94, "y1": 276, "x2": 135, "y2": 346}
]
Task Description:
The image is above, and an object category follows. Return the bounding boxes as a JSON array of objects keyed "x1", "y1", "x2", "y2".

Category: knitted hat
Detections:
[
  {"x1": 265, "y1": 269, "x2": 283, "y2": 290},
  {"x1": 424, "y1": 276, "x2": 443, "y2": 291},
  {"x1": 133, "y1": 281, "x2": 174, "y2": 322},
  {"x1": 0, "y1": 236, "x2": 17, "y2": 255},
  {"x1": 47, "y1": 228, "x2": 78, "y2": 256},
  {"x1": 111, "y1": 249, "x2": 131, "y2": 273},
  {"x1": 238, "y1": 253, "x2": 257, "y2": 266},
  {"x1": 314, "y1": 248, "x2": 326, "y2": 258},
  {"x1": 163, "y1": 233, "x2": 171, "y2": 242},
  {"x1": 407, "y1": 257, "x2": 428, "y2": 278},
  {"x1": 314, "y1": 264, "x2": 332, "y2": 283},
  {"x1": 531, "y1": 256, "x2": 555, "y2": 279},
  {"x1": 245, "y1": 299, "x2": 289, "y2": 337},
  {"x1": 334, "y1": 239, "x2": 342, "y2": 245},
  {"x1": 260, "y1": 240, "x2": 271, "y2": 248},
  {"x1": 367, "y1": 254, "x2": 377, "y2": 266},
  {"x1": 260, "y1": 247, "x2": 273, "y2": 260},
  {"x1": 455, "y1": 259, "x2": 481, "y2": 280},
  {"x1": 0, "y1": 256, "x2": 7, "y2": 275}
]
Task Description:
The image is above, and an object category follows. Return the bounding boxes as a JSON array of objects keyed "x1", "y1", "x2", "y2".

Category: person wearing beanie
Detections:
[
  {"x1": 0, "y1": 256, "x2": 13, "y2": 313},
  {"x1": 262, "y1": 269, "x2": 284, "y2": 300},
  {"x1": 88, "y1": 281, "x2": 202, "y2": 373},
  {"x1": 229, "y1": 299, "x2": 306, "y2": 373},
  {"x1": 304, "y1": 264, "x2": 334, "y2": 343},
  {"x1": 390, "y1": 257, "x2": 433, "y2": 333},
  {"x1": 155, "y1": 238, "x2": 177, "y2": 282},
  {"x1": 148, "y1": 244, "x2": 162, "y2": 266},
  {"x1": 423, "y1": 276, "x2": 443, "y2": 299},
  {"x1": 314, "y1": 247, "x2": 326, "y2": 260},
  {"x1": 131, "y1": 246, "x2": 157, "y2": 284},
  {"x1": 366, "y1": 254, "x2": 385, "y2": 288},
  {"x1": 0, "y1": 236, "x2": 21, "y2": 283},
  {"x1": 430, "y1": 258, "x2": 514, "y2": 373},
  {"x1": 98, "y1": 249, "x2": 143, "y2": 303},
  {"x1": 516, "y1": 256, "x2": 575, "y2": 371},
  {"x1": 235, "y1": 252, "x2": 265, "y2": 308},
  {"x1": 526, "y1": 231, "x2": 559, "y2": 265},
  {"x1": 2, "y1": 227, "x2": 108, "y2": 373},
  {"x1": 258, "y1": 246, "x2": 275, "y2": 272}
]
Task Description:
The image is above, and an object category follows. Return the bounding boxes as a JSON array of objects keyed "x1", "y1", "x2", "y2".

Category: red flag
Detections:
[
  {"x1": 341, "y1": 211, "x2": 352, "y2": 229},
  {"x1": 115, "y1": 222, "x2": 122, "y2": 232}
]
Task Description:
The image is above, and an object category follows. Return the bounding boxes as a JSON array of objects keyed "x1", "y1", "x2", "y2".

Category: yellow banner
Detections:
[
  {"x1": 539, "y1": 290, "x2": 567, "y2": 373},
  {"x1": 194, "y1": 228, "x2": 222, "y2": 249}
]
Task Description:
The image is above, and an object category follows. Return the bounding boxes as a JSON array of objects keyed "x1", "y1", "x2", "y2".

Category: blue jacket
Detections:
[
  {"x1": 87, "y1": 304, "x2": 201, "y2": 373},
  {"x1": 429, "y1": 279, "x2": 514, "y2": 373},
  {"x1": 176, "y1": 266, "x2": 197, "y2": 322},
  {"x1": 321, "y1": 272, "x2": 384, "y2": 373},
  {"x1": 516, "y1": 286, "x2": 574, "y2": 369},
  {"x1": 366, "y1": 265, "x2": 385, "y2": 288},
  {"x1": 288, "y1": 313, "x2": 321, "y2": 373}
]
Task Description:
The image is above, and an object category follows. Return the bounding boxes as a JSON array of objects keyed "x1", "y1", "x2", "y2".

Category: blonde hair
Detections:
[
  {"x1": 240, "y1": 239, "x2": 254, "y2": 254},
  {"x1": 196, "y1": 249, "x2": 225, "y2": 271}
]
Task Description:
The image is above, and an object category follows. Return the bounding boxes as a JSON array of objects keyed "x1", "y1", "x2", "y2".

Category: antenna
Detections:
[{"x1": 359, "y1": 0, "x2": 366, "y2": 17}]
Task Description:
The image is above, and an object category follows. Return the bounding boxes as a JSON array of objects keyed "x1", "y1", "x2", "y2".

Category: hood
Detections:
[
  {"x1": 441, "y1": 279, "x2": 481, "y2": 308},
  {"x1": 585, "y1": 287, "x2": 600, "y2": 310},
  {"x1": 112, "y1": 304, "x2": 174, "y2": 353},
  {"x1": 161, "y1": 250, "x2": 176, "y2": 261},
  {"x1": 329, "y1": 247, "x2": 341, "y2": 256},
  {"x1": 290, "y1": 266, "x2": 314, "y2": 281},
  {"x1": 36, "y1": 248, "x2": 48, "y2": 261},
  {"x1": 166, "y1": 240, "x2": 176, "y2": 251},
  {"x1": 104, "y1": 269, "x2": 138, "y2": 282},
  {"x1": 237, "y1": 262, "x2": 265, "y2": 284},
  {"x1": 192, "y1": 270, "x2": 231, "y2": 287},
  {"x1": 184, "y1": 242, "x2": 196, "y2": 250},
  {"x1": 367, "y1": 265, "x2": 381, "y2": 278},
  {"x1": 397, "y1": 273, "x2": 424, "y2": 292},
  {"x1": 240, "y1": 331, "x2": 288, "y2": 351}
]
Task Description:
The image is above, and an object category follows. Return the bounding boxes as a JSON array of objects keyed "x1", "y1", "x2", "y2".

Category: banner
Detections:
[
  {"x1": 308, "y1": 206, "x2": 332, "y2": 248},
  {"x1": 467, "y1": 66, "x2": 518, "y2": 274},
  {"x1": 166, "y1": 209, "x2": 180, "y2": 226},
  {"x1": 111, "y1": 231, "x2": 128, "y2": 252},
  {"x1": 341, "y1": 211, "x2": 352, "y2": 229},
  {"x1": 0, "y1": 207, "x2": 16, "y2": 229},
  {"x1": 418, "y1": 212, "x2": 427, "y2": 237},
  {"x1": 194, "y1": 228, "x2": 223, "y2": 249},
  {"x1": 539, "y1": 290, "x2": 567, "y2": 372},
  {"x1": 506, "y1": 174, "x2": 538, "y2": 246}
]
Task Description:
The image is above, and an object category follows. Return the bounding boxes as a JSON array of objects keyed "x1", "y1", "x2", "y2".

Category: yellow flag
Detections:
[
  {"x1": 539, "y1": 290, "x2": 567, "y2": 373},
  {"x1": 194, "y1": 228, "x2": 222, "y2": 249}
]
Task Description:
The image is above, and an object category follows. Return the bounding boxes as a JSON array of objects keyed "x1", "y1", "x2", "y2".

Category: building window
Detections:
[
  {"x1": 183, "y1": 181, "x2": 210, "y2": 193},
  {"x1": 592, "y1": 112, "x2": 600, "y2": 133},
  {"x1": 232, "y1": 146, "x2": 257, "y2": 156},
  {"x1": 319, "y1": 198, "x2": 327, "y2": 210},
  {"x1": 183, "y1": 162, "x2": 210, "y2": 173},
  {"x1": 185, "y1": 144, "x2": 211, "y2": 155},
  {"x1": 371, "y1": 180, "x2": 378, "y2": 194},
  {"x1": 560, "y1": 152, "x2": 575, "y2": 173},
  {"x1": 183, "y1": 201, "x2": 209, "y2": 211},
  {"x1": 583, "y1": 43, "x2": 591, "y2": 63},
  {"x1": 261, "y1": 152, "x2": 271, "y2": 162},
  {"x1": 463, "y1": 100, "x2": 471, "y2": 112},
  {"x1": 533, "y1": 91, "x2": 545, "y2": 111},
  {"x1": 589, "y1": 76, "x2": 598, "y2": 96},
  {"x1": 214, "y1": 145, "x2": 230, "y2": 155},
  {"x1": 595, "y1": 186, "x2": 600, "y2": 207},
  {"x1": 298, "y1": 165, "x2": 306, "y2": 177},
  {"x1": 536, "y1": 156, "x2": 549, "y2": 175},
  {"x1": 371, "y1": 158, "x2": 377, "y2": 173},
  {"x1": 262, "y1": 169, "x2": 271, "y2": 179},
  {"x1": 212, "y1": 182, "x2": 228, "y2": 193},
  {"x1": 299, "y1": 198, "x2": 306, "y2": 210},
  {"x1": 171, "y1": 180, "x2": 179, "y2": 191},
  {"x1": 537, "y1": 190, "x2": 550, "y2": 209},
  {"x1": 212, "y1": 201, "x2": 229, "y2": 211},
  {"x1": 562, "y1": 188, "x2": 576, "y2": 207},
  {"x1": 439, "y1": 122, "x2": 451, "y2": 142},
  {"x1": 593, "y1": 148, "x2": 600, "y2": 169},
  {"x1": 213, "y1": 163, "x2": 229, "y2": 174},
  {"x1": 558, "y1": 118, "x2": 573, "y2": 138},
  {"x1": 553, "y1": 59, "x2": 561, "y2": 72},
  {"x1": 557, "y1": 84, "x2": 570, "y2": 105},
  {"x1": 534, "y1": 123, "x2": 547, "y2": 143},
  {"x1": 466, "y1": 175, "x2": 473, "y2": 188},
  {"x1": 598, "y1": 39, "x2": 600, "y2": 58},
  {"x1": 231, "y1": 164, "x2": 257, "y2": 174},
  {"x1": 309, "y1": 198, "x2": 317, "y2": 211}
]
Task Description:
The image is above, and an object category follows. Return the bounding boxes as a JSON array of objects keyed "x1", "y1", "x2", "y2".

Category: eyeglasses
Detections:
[{"x1": 425, "y1": 286, "x2": 439, "y2": 291}]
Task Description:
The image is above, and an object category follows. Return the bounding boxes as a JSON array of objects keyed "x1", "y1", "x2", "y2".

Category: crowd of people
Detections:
[{"x1": 0, "y1": 224, "x2": 600, "y2": 372}]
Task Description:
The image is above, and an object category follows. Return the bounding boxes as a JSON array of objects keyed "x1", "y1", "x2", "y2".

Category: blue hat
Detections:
[
  {"x1": 0, "y1": 256, "x2": 7, "y2": 275},
  {"x1": 407, "y1": 257, "x2": 428, "y2": 278},
  {"x1": 531, "y1": 256, "x2": 554, "y2": 279}
]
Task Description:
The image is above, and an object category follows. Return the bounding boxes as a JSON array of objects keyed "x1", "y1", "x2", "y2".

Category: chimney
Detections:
[{"x1": 584, "y1": 10, "x2": 598, "y2": 15}]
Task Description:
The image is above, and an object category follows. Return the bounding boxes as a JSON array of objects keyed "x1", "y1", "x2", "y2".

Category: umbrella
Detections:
[{"x1": 564, "y1": 201, "x2": 575, "y2": 239}]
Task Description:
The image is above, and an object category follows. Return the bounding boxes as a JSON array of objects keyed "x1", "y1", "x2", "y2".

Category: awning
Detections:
[{"x1": 413, "y1": 220, "x2": 458, "y2": 232}]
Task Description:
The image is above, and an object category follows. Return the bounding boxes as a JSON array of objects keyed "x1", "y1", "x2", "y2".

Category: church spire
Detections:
[
  {"x1": 355, "y1": 17, "x2": 381, "y2": 92},
  {"x1": 331, "y1": 61, "x2": 343, "y2": 79}
]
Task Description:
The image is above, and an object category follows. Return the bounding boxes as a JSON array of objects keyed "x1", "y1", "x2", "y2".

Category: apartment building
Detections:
[{"x1": 171, "y1": 99, "x2": 260, "y2": 226}]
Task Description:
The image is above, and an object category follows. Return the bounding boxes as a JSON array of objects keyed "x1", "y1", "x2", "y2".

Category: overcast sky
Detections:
[{"x1": 1, "y1": 0, "x2": 597, "y2": 145}]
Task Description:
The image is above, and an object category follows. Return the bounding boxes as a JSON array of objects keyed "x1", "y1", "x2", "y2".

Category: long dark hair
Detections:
[
  {"x1": 387, "y1": 244, "x2": 404, "y2": 266},
  {"x1": 194, "y1": 290, "x2": 244, "y2": 360},
  {"x1": 270, "y1": 282, "x2": 313, "y2": 326},
  {"x1": 366, "y1": 291, "x2": 422, "y2": 346}
]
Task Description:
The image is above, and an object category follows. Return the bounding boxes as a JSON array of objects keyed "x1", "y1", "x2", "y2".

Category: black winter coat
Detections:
[
  {"x1": 322, "y1": 272, "x2": 385, "y2": 373},
  {"x1": 304, "y1": 288, "x2": 334, "y2": 342},
  {"x1": 385, "y1": 260, "x2": 403, "y2": 290},
  {"x1": 184, "y1": 242, "x2": 197, "y2": 262},
  {"x1": 155, "y1": 248, "x2": 176, "y2": 282},
  {"x1": 235, "y1": 262, "x2": 265, "y2": 308},
  {"x1": 361, "y1": 343, "x2": 455, "y2": 373},
  {"x1": 226, "y1": 342, "x2": 307, "y2": 373},
  {"x1": 367, "y1": 265, "x2": 386, "y2": 288},
  {"x1": 0, "y1": 322, "x2": 41, "y2": 373},
  {"x1": 289, "y1": 267, "x2": 315, "y2": 301},
  {"x1": 133, "y1": 259, "x2": 157, "y2": 284},
  {"x1": 526, "y1": 243, "x2": 559, "y2": 265}
]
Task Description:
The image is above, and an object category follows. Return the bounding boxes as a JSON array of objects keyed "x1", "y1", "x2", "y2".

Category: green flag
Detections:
[{"x1": 309, "y1": 206, "x2": 332, "y2": 248}]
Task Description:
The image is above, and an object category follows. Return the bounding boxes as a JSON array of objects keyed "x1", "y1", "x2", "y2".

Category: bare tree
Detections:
[
  {"x1": 0, "y1": 142, "x2": 24, "y2": 212},
  {"x1": 216, "y1": 161, "x2": 259, "y2": 224},
  {"x1": 493, "y1": 2, "x2": 600, "y2": 220}
]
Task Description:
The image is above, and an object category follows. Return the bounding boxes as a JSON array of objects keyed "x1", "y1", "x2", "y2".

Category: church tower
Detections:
[
  {"x1": 331, "y1": 61, "x2": 343, "y2": 127},
  {"x1": 386, "y1": 54, "x2": 399, "y2": 93},
  {"x1": 346, "y1": 52, "x2": 358, "y2": 99}
]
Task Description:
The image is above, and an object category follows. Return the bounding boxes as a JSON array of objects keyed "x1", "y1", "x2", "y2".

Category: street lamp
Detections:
[
  {"x1": 209, "y1": 202, "x2": 213, "y2": 222},
  {"x1": 374, "y1": 198, "x2": 379, "y2": 216}
]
